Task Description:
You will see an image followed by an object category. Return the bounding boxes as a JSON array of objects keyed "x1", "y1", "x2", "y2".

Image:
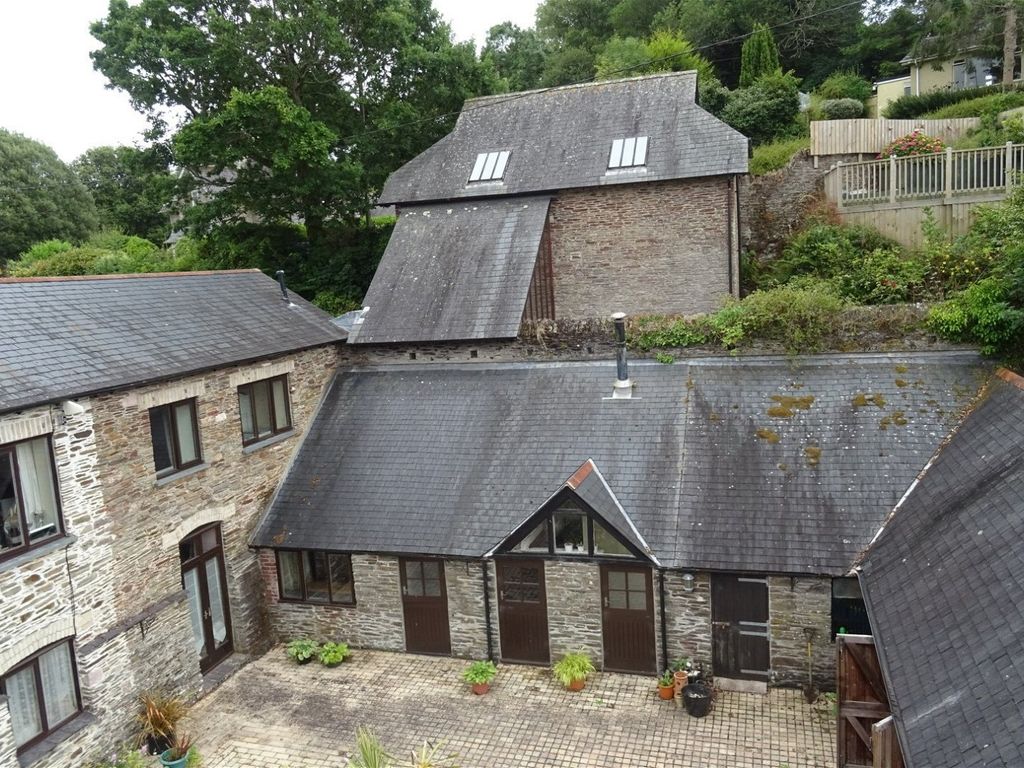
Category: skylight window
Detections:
[
  {"x1": 608, "y1": 136, "x2": 648, "y2": 169},
  {"x1": 469, "y1": 151, "x2": 511, "y2": 182}
]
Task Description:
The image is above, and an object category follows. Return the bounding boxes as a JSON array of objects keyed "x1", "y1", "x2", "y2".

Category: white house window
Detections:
[
  {"x1": 0, "y1": 436, "x2": 62, "y2": 559},
  {"x1": 469, "y1": 151, "x2": 511, "y2": 182},
  {"x1": 1, "y1": 639, "x2": 81, "y2": 753},
  {"x1": 149, "y1": 398, "x2": 202, "y2": 477},
  {"x1": 238, "y1": 375, "x2": 291, "y2": 445},
  {"x1": 608, "y1": 136, "x2": 648, "y2": 169}
]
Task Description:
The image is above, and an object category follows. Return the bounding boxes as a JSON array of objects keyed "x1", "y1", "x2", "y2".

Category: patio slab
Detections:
[{"x1": 186, "y1": 648, "x2": 836, "y2": 768}]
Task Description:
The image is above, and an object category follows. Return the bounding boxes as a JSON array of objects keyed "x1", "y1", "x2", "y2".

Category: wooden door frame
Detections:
[
  {"x1": 599, "y1": 563, "x2": 657, "y2": 674},
  {"x1": 496, "y1": 558, "x2": 551, "y2": 665},
  {"x1": 179, "y1": 523, "x2": 234, "y2": 673},
  {"x1": 398, "y1": 556, "x2": 452, "y2": 656}
]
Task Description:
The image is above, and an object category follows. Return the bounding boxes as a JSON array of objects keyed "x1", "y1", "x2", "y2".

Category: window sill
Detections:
[
  {"x1": 242, "y1": 429, "x2": 295, "y2": 454},
  {"x1": 18, "y1": 710, "x2": 95, "y2": 768},
  {"x1": 278, "y1": 598, "x2": 357, "y2": 609},
  {"x1": 154, "y1": 462, "x2": 209, "y2": 487},
  {"x1": 0, "y1": 535, "x2": 77, "y2": 574}
]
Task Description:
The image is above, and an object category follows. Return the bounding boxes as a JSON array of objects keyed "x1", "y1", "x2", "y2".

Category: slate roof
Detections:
[
  {"x1": 0, "y1": 270, "x2": 345, "y2": 414},
  {"x1": 350, "y1": 197, "x2": 550, "y2": 344},
  {"x1": 253, "y1": 352, "x2": 985, "y2": 573},
  {"x1": 379, "y1": 72, "x2": 748, "y2": 205},
  {"x1": 859, "y1": 370, "x2": 1024, "y2": 768}
]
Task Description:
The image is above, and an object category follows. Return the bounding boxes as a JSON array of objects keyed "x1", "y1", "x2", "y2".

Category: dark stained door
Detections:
[
  {"x1": 179, "y1": 523, "x2": 233, "y2": 673},
  {"x1": 497, "y1": 560, "x2": 550, "y2": 664},
  {"x1": 400, "y1": 558, "x2": 452, "y2": 655},
  {"x1": 601, "y1": 565, "x2": 657, "y2": 674},
  {"x1": 711, "y1": 573, "x2": 770, "y2": 681}
]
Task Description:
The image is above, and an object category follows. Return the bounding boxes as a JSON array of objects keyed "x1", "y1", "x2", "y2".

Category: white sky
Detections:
[{"x1": 0, "y1": 0, "x2": 540, "y2": 161}]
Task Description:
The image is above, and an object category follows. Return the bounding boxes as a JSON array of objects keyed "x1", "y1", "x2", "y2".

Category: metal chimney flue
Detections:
[
  {"x1": 611, "y1": 311, "x2": 632, "y2": 399},
  {"x1": 275, "y1": 270, "x2": 289, "y2": 302}
]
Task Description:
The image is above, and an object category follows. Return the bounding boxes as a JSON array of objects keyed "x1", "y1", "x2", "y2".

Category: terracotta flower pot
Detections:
[
  {"x1": 471, "y1": 682, "x2": 490, "y2": 695},
  {"x1": 567, "y1": 678, "x2": 585, "y2": 692},
  {"x1": 658, "y1": 683, "x2": 674, "y2": 700}
]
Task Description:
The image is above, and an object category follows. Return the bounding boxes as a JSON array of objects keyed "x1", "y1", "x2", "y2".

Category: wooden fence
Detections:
[
  {"x1": 837, "y1": 634, "x2": 904, "y2": 768},
  {"x1": 810, "y1": 118, "x2": 981, "y2": 156}
]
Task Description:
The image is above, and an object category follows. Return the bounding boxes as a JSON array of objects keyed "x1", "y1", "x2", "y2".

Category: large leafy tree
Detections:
[
  {"x1": 0, "y1": 130, "x2": 98, "y2": 264},
  {"x1": 91, "y1": 0, "x2": 496, "y2": 253},
  {"x1": 914, "y1": 0, "x2": 1024, "y2": 85},
  {"x1": 482, "y1": 22, "x2": 549, "y2": 92},
  {"x1": 72, "y1": 145, "x2": 177, "y2": 244},
  {"x1": 845, "y1": 2, "x2": 927, "y2": 80}
]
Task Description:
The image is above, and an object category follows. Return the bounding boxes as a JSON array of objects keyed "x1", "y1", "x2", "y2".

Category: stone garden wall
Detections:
[{"x1": 769, "y1": 575, "x2": 836, "y2": 689}]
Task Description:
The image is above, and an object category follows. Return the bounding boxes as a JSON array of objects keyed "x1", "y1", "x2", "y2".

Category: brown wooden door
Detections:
[
  {"x1": 497, "y1": 560, "x2": 550, "y2": 664},
  {"x1": 399, "y1": 558, "x2": 452, "y2": 655},
  {"x1": 601, "y1": 565, "x2": 657, "y2": 674},
  {"x1": 711, "y1": 573, "x2": 770, "y2": 681},
  {"x1": 179, "y1": 524, "x2": 233, "y2": 673},
  {"x1": 837, "y1": 634, "x2": 900, "y2": 768}
]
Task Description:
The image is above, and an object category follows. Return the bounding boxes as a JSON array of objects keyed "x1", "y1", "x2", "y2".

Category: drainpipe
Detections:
[
  {"x1": 658, "y1": 568, "x2": 669, "y2": 672},
  {"x1": 727, "y1": 177, "x2": 735, "y2": 297},
  {"x1": 482, "y1": 560, "x2": 495, "y2": 662}
]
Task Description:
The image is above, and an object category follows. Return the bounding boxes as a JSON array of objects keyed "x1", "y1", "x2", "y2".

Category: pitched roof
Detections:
[
  {"x1": 350, "y1": 197, "x2": 550, "y2": 344},
  {"x1": 379, "y1": 72, "x2": 748, "y2": 206},
  {"x1": 0, "y1": 270, "x2": 344, "y2": 414},
  {"x1": 252, "y1": 352, "x2": 984, "y2": 573},
  {"x1": 859, "y1": 370, "x2": 1024, "y2": 768}
]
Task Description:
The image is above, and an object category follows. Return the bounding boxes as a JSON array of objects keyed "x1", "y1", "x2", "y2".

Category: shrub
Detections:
[
  {"x1": 883, "y1": 82, "x2": 1024, "y2": 119},
  {"x1": 697, "y1": 77, "x2": 731, "y2": 116},
  {"x1": 750, "y1": 137, "x2": 809, "y2": 175},
  {"x1": 633, "y1": 316, "x2": 708, "y2": 350},
  {"x1": 924, "y1": 91, "x2": 1024, "y2": 119},
  {"x1": 318, "y1": 641, "x2": 351, "y2": 666},
  {"x1": 16, "y1": 238, "x2": 73, "y2": 264},
  {"x1": 285, "y1": 638, "x2": 319, "y2": 663},
  {"x1": 879, "y1": 129, "x2": 945, "y2": 158},
  {"x1": 462, "y1": 660, "x2": 498, "y2": 685},
  {"x1": 552, "y1": 651, "x2": 596, "y2": 686},
  {"x1": 87, "y1": 744, "x2": 149, "y2": 768},
  {"x1": 820, "y1": 98, "x2": 864, "y2": 120},
  {"x1": 836, "y1": 246, "x2": 927, "y2": 304},
  {"x1": 816, "y1": 70, "x2": 872, "y2": 103},
  {"x1": 721, "y1": 71, "x2": 801, "y2": 145},
  {"x1": 135, "y1": 692, "x2": 187, "y2": 751},
  {"x1": 312, "y1": 290, "x2": 362, "y2": 316},
  {"x1": 927, "y1": 277, "x2": 1024, "y2": 354},
  {"x1": 774, "y1": 223, "x2": 901, "y2": 281}
]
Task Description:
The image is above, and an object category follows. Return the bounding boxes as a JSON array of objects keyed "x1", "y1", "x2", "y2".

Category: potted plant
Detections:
[
  {"x1": 657, "y1": 669, "x2": 675, "y2": 700},
  {"x1": 552, "y1": 651, "x2": 595, "y2": 691},
  {"x1": 285, "y1": 638, "x2": 319, "y2": 664},
  {"x1": 158, "y1": 732, "x2": 194, "y2": 768},
  {"x1": 318, "y1": 641, "x2": 351, "y2": 667},
  {"x1": 670, "y1": 656, "x2": 691, "y2": 688},
  {"x1": 135, "y1": 692, "x2": 187, "y2": 755},
  {"x1": 462, "y1": 660, "x2": 497, "y2": 695}
]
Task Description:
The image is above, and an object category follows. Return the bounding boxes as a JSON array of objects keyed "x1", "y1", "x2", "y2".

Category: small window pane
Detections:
[
  {"x1": 252, "y1": 381, "x2": 273, "y2": 438},
  {"x1": 469, "y1": 153, "x2": 487, "y2": 182},
  {"x1": 422, "y1": 561, "x2": 440, "y2": 580},
  {"x1": 13, "y1": 438, "x2": 59, "y2": 545},
  {"x1": 406, "y1": 573, "x2": 424, "y2": 597},
  {"x1": 272, "y1": 379, "x2": 291, "y2": 431},
  {"x1": 328, "y1": 554, "x2": 353, "y2": 603},
  {"x1": 1, "y1": 451, "x2": 19, "y2": 553},
  {"x1": 609, "y1": 138, "x2": 624, "y2": 168},
  {"x1": 622, "y1": 137, "x2": 636, "y2": 166},
  {"x1": 554, "y1": 512, "x2": 587, "y2": 553},
  {"x1": 39, "y1": 643, "x2": 77, "y2": 726},
  {"x1": 481, "y1": 152, "x2": 499, "y2": 180},
  {"x1": 515, "y1": 521, "x2": 549, "y2": 552},
  {"x1": 608, "y1": 570, "x2": 626, "y2": 591},
  {"x1": 628, "y1": 587, "x2": 648, "y2": 611},
  {"x1": 174, "y1": 403, "x2": 199, "y2": 464},
  {"x1": 594, "y1": 522, "x2": 630, "y2": 556},
  {"x1": 608, "y1": 589, "x2": 628, "y2": 609},
  {"x1": 492, "y1": 151, "x2": 510, "y2": 179},
  {"x1": 278, "y1": 551, "x2": 302, "y2": 599},
  {"x1": 303, "y1": 551, "x2": 329, "y2": 602},
  {"x1": 5, "y1": 665, "x2": 42, "y2": 747},
  {"x1": 634, "y1": 136, "x2": 648, "y2": 165},
  {"x1": 627, "y1": 572, "x2": 645, "y2": 591},
  {"x1": 149, "y1": 407, "x2": 174, "y2": 472},
  {"x1": 200, "y1": 527, "x2": 218, "y2": 553},
  {"x1": 239, "y1": 388, "x2": 256, "y2": 442}
]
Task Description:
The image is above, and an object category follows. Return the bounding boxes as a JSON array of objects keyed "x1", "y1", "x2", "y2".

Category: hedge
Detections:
[{"x1": 883, "y1": 82, "x2": 1024, "y2": 119}]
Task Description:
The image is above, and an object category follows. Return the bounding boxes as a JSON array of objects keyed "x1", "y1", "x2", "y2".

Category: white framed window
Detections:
[
  {"x1": 469, "y1": 151, "x2": 511, "y2": 182},
  {"x1": 608, "y1": 136, "x2": 648, "y2": 169},
  {"x1": 1, "y1": 639, "x2": 82, "y2": 753},
  {"x1": 1, "y1": 435, "x2": 62, "y2": 559}
]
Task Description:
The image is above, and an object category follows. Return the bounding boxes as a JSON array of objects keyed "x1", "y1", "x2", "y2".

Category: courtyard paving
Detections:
[{"x1": 186, "y1": 648, "x2": 836, "y2": 768}]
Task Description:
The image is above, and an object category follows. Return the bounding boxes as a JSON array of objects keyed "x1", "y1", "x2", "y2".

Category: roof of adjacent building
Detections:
[
  {"x1": 252, "y1": 351, "x2": 985, "y2": 573},
  {"x1": 0, "y1": 270, "x2": 345, "y2": 414},
  {"x1": 379, "y1": 72, "x2": 748, "y2": 206},
  {"x1": 350, "y1": 197, "x2": 550, "y2": 344},
  {"x1": 859, "y1": 369, "x2": 1024, "y2": 768}
]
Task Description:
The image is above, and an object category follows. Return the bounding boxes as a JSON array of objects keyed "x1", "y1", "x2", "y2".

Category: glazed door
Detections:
[
  {"x1": 711, "y1": 573, "x2": 770, "y2": 681},
  {"x1": 179, "y1": 524, "x2": 233, "y2": 673},
  {"x1": 400, "y1": 558, "x2": 452, "y2": 655},
  {"x1": 497, "y1": 560, "x2": 550, "y2": 664},
  {"x1": 601, "y1": 565, "x2": 657, "y2": 674}
]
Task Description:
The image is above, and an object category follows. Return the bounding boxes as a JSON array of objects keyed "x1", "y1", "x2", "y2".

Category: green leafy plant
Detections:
[
  {"x1": 349, "y1": 728, "x2": 393, "y2": 768},
  {"x1": 879, "y1": 129, "x2": 945, "y2": 158},
  {"x1": 657, "y1": 669, "x2": 674, "y2": 687},
  {"x1": 739, "y1": 23, "x2": 781, "y2": 87},
  {"x1": 654, "y1": 352, "x2": 675, "y2": 364},
  {"x1": 633, "y1": 316, "x2": 708, "y2": 350},
  {"x1": 669, "y1": 657, "x2": 692, "y2": 673},
  {"x1": 407, "y1": 740, "x2": 460, "y2": 768},
  {"x1": 750, "y1": 137, "x2": 809, "y2": 175},
  {"x1": 135, "y1": 692, "x2": 187, "y2": 750},
  {"x1": 185, "y1": 747, "x2": 203, "y2": 768},
  {"x1": 552, "y1": 651, "x2": 595, "y2": 686},
  {"x1": 928, "y1": 277, "x2": 1024, "y2": 355},
  {"x1": 820, "y1": 98, "x2": 864, "y2": 120},
  {"x1": 318, "y1": 641, "x2": 351, "y2": 666},
  {"x1": 815, "y1": 70, "x2": 872, "y2": 103},
  {"x1": 461, "y1": 660, "x2": 497, "y2": 685},
  {"x1": 285, "y1": 639, "x2": 319, "y2": 663},
  {"x1": 721, "y1": 71, "x2": 801, "y2": 146},
  {"x1": 883, "y1": 82, "x2": 1024, "y2": 119},
  {"x1": 925, "y1": 91, "x2": 1024, "y2": 119},
  {"x1": 88, "y1": 745, "x2": 149, "y2": 768}
]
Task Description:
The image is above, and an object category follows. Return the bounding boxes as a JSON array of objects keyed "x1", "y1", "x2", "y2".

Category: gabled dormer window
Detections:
[
  {"x1": 608, "y1": 136, "x2": 648, "y2": 169},
  {"x1": 506, "y1": 495, "x2": 635, "y2": 559},
  {"x1": 469, "y1": 151, "x2": 511, "y2": 183}
]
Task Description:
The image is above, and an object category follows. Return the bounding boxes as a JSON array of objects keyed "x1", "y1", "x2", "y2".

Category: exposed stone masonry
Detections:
[
  {"x1": 768, "y1": 576, "x2": 836, "y2": 688},
  {"x1": 541, "y1": 561, "x2": 604, "y2": 665}
]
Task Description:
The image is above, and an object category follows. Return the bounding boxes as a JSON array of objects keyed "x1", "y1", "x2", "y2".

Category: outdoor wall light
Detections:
[{"x1": 681, "y1": 573, "x2": 695, "y2": 592}]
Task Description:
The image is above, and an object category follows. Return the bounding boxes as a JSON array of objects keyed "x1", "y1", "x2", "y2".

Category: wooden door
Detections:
[
  {"x1": 601, "y1": 565, "x2": 657, "y2": 674},
  {"x1": 399, "y1": 558, "x2": 452, "y2": 655},
  {"x1": 179, "y1": 524, "x2": 233, "y2": 673},
  {"x1": 837, "y1": 634, "x2": 900, "y2": 768},
  {"x1": 497, "y1": 560, "x2": 550, "y2": 664},
  {"x1": 711, "y1": 573, "x2": 770, "y2": 681}
]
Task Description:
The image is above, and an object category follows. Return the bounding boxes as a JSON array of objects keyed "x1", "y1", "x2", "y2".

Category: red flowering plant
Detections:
[{"x1": 878, "y1": 129, "x2": 946, "y2": 158}]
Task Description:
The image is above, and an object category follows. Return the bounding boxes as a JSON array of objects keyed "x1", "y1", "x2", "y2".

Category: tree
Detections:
[
  {"x1": 609, "y1": 0, "x2": 674, "y2": 37},
  {"x1": 482, "y1": 22, "x2": 549, "y2": 92},
  {"x1": 914, "y1": 0, "x2": 1024, "y2": 86},
  {"x1": 844, "y1": 2, "x2": 927, "y2": 81},
  {"x1": 0, "y1": 130, "x2": 98, "y2": 264},
  {"x1": 91, "y1": 0, "x2": 497, "y2": 257},
  {"x1": 739, "y1": 23, "x2": 782, "y2": 87},
  {"x1": 595, "y1": 30, "x2": 718, "y2": 84},
  {"x1": 72, "y1": 145, "x2": 177, "y2": 244}
]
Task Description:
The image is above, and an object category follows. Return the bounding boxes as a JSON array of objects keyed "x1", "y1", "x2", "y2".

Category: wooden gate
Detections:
[
  {"x1": 497, "y1": 560, "x2": 550, "y2": 664},
  {"x1": 837, "y1": 634, "x2": 903, "y2": 768}
]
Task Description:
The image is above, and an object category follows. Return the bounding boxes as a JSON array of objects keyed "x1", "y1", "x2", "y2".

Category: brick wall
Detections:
[
  {"x1": 547, "y1": 177, "x2": 739, "y2": 318},
  {"x1": 769, "y1": 575, "x2": 835, "y2": 689}
]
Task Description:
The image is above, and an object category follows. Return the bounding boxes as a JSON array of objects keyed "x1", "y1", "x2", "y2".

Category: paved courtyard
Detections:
[{"x1": 187, "y1": 649, "x2": 836, "y2": 768}]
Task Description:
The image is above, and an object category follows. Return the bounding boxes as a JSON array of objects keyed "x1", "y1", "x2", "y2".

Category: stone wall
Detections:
[
  {"x1": 661, "y1": 570, "x2": 712, "y2": 670},
  {"x1": 769, "y1": 575, "x2": 835, "y2": 689},
  {"x1": 544, "y1": 560, "x2": 603, "y2": 665},
  {"x1": 444, "y1": 560, "x2": 490, "y2": 659},
  {"x1": 547, "y1": 177, "x2": 739, "y2": 317},
  {"x1": 0, "y1": 697, "x2": 15, "y2": 768}
]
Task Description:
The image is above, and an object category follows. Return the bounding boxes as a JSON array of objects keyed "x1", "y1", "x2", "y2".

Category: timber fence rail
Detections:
[{"x1": 810, "y1": 118, "x2": 981, "y2": 156}]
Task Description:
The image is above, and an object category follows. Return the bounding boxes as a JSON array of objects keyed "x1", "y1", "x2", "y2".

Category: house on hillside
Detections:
[
  {"x1": 0, "y1": 271, "x2": 342, "y2": 767},
  {"x1": 350, "y1": 72, "x2": 749, "y2": 347},
  {"x1": 856, "y1": 368, "x2": 1024, "y2": 768},
  {"x1": 252, "y1": 348, "x2": 985, "y2": 689}
]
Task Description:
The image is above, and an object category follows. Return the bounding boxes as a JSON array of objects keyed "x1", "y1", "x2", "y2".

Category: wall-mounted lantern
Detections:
[{"x1": 681, "y1": 573, "x2": 695, "y2": 592}]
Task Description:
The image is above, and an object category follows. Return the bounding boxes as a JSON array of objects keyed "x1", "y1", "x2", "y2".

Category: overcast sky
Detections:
[{"x1": 0, "y1": 0, "x2": 540, "y2": 161}]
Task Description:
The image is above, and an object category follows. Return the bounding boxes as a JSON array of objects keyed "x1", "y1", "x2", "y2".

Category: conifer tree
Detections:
[{"x1": 739, "y1": 23, "x2": 782, "y2": 87}]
